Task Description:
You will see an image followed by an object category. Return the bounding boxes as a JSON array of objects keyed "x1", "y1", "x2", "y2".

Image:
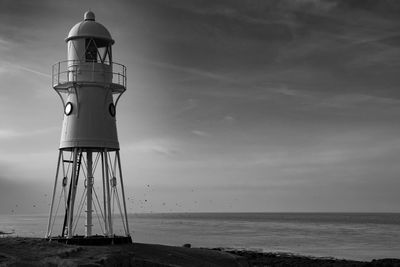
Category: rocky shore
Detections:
[
  {"x1": 221, "y1": 249, "x2": 400, "y2": 267},
  {"x1": 0, "y1": 237, "x2": 399, "y2": 266}
]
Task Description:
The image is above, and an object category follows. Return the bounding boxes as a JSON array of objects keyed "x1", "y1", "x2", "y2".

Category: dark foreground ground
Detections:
[{"x1": 0, "y1": 237, "x2": 400, "y2": 266}]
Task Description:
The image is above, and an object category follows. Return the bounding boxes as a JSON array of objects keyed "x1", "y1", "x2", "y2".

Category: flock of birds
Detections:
[{"x1": 8, "y1": 184, "x2": 239, "y2": 215}]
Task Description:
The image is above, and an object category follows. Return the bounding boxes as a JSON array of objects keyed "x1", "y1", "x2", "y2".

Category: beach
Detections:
[
  {"x1": 1, "y1": 237, "x2": 400, "y2": 267},
  {"x1": 0, "y1": 237, "x2": 244, "y2": 266},
  {"x1": 3, "y1": 213, "x2": 400, "y2": 261}
]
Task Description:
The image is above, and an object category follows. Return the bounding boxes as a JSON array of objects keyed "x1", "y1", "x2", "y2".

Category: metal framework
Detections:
[{"x1": 46, "y1": 148, "x2": 130, "y2": 242}]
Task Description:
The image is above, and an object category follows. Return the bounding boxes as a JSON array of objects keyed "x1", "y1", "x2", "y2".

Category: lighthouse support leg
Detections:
[
  {"x1": 101, "y1": 152, "x2": 109, "y2": 235},
  {"x1": 86, "y1": 151, "x2": 93, "y2": 237},
  {"x1": 104, "y1": 149, "x2": 113, "y2": 236},
  {"x1": 116, "y1": 150, "x2": 130, "y2": 236},
  {"x1": 46, "y1": 150, "x2": 62, "y2": 238},
  {"x1": 67, "y1": 148, "x2": 79, "y2": 238}
]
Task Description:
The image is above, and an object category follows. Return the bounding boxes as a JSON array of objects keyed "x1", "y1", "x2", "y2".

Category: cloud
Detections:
[
  {"x1": 0, "y1": 61, "x2": 51, "y2": 79},
  {"x1": 191, "y1": 130, "x2": 210, "y2": 137},
  {"x1": 125, "y1": 138, "x2": 179, "y2": 156},
  {"x1": 174, "y1": 98, "x2": 198, "y2": 115},
  {"x1": 14, "y1": 64, "x2": 51, "y2": 78},
  {"x1": 317, "y1": 93, "x2": 400, "y2": 109},
  {"x1": 146, "y1": 60, "x2": 233, "y2": 82},
  {"x1": 223, "y1": 115, "x2": 235, "y2": 123},
  {"x1": 0, "y1": 127, "x2": 58, "y2": 139},
  {"x1": 250, "y1": 132, "x2": 400, "y2": 174},
  {"x1": 0, "y1": 129, "x2": 19, "y2": 139},
  {"x1": 289, "y1": 0, "x2": 338, "y2": 11},
  {"x1": 268, "y1": 86, "x2": 314, "y2": 99},
  {"x1": 0, "y1": 37, "x2": 11, "y2": 50}
]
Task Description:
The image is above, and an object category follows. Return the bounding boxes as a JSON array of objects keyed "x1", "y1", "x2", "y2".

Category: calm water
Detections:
[{"x1": 1, "y1": 212, "x2": 399, "y2": 261}]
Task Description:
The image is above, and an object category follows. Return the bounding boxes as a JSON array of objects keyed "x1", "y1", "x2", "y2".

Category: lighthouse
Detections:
[{"x1": 46, "y1": 11, "x2": 131, "y2": 244}]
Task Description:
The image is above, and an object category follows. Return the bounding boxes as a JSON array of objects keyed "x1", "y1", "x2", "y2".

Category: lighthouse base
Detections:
[
  {"x1": 46, "y1": 149, "x2": 131, "y2": 244},
  {"x1": 47, "y1": 235, "x2": 132, "y2": 246}
]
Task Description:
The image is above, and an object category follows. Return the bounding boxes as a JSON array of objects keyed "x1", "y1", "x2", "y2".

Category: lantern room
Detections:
[{"x1": 66, "y1": 11, "x2": 114, "y2": 64}]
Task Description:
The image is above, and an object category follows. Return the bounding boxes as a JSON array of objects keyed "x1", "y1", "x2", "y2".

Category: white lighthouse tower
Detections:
[{"x1": 46, "y1": 11, "x2": 131, "y2": 244}]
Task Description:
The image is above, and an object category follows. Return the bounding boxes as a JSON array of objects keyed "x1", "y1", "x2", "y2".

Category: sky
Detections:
[{"x1": 1, "y1": 0, "x2": 400, "y2": 214}]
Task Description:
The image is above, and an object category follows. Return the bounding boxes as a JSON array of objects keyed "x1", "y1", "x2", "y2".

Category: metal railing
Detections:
[{"x1": 52, "y1": 60, "x2": 127, "y2": 91}]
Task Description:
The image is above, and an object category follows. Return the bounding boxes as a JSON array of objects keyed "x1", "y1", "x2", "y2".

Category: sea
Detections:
[{"x1": 1, "y1": 212, "x2": 399, "y2": 261}]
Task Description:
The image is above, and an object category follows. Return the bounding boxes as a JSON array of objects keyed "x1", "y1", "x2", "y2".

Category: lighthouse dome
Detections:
[{"x1": 66, "y1": 11, "x2": 114, "y2": 44}]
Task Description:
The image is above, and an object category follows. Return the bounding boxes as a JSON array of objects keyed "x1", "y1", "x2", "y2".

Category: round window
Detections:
[
  {"x1": 65, "y1": 102, "x2": 73, "y2": 115},
  {"x1": 109, "y1": 103, "x2": 116, "y2": 117}
]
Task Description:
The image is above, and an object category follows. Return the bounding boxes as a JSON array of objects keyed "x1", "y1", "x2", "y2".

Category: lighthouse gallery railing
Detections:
[{"x1": 52, "y1": 60, "x2": 126, "y2": 92}]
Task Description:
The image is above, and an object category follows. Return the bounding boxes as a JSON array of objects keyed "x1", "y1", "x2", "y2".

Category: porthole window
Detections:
[
  {"x1": 109, "y1": 103, "x2": 116, "y2": 117},
  {"x1": 65, "y1": 102, "x2": 73, "y2": 115}
]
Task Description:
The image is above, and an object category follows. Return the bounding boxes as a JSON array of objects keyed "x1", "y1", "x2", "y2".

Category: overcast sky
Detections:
[{"x1": 1, "y1": 0, "x2": 400, "y2": 214}]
